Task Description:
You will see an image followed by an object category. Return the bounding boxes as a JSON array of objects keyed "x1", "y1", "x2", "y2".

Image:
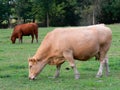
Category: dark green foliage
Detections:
[
  {"x1": 15, "y1": 0, "x2": 34, "y2": 23},
  {"x1": 98, "y1": 0, "x2": 120, "y2": 24},
  {"x1": 0, "y1": 0, "x2": 11, "y2": 27},
  {"x1": 0, "y1": 0, "x2": 120, "y2": 27}
]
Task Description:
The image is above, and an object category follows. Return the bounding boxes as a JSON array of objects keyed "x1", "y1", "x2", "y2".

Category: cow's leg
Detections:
[
  {"x1": 96, "y1": 51, "x2": 106, "y2": 78},
  {"x1": 96, "y1": 60, "x2": 104, "y2": 78},
  {"x1": 21, "y1": 36, "x2": 23, "y2": 43},
  {"x1": 54, "y1": 64, "x2": 61, "y2": 78},
  {"x1": 19, "y1": 38, "x2": 21, "y2": 43},
  {"x1": 63, "y1": 50, "x2": 80, "y2": 79},
  {"x1": 35, "y1": 34, "x2": 38, "y2": 43},
  {"x1": 54, "y1": 60, "x2": 65, "y2": 78},
  {"x1": 104, "y1": 55, "x2": 110, "y2": 76},
  {"x1": 31, "y1": 34, "x2": 34, "y2": 43},
  {"x1": 18, "y1": 36, "x2": 22, "y2": 43},
  {"x1": 18, "y1": 33, "x2": 22, "y2": 43}
]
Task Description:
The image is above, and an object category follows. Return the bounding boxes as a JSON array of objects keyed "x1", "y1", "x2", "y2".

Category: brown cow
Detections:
[
  {"x1": 11, "y1": 23, "x2": 38, "y2": 44},
  {"x1": 28, "y1": 24, "x2": 112, "y2": 80}
]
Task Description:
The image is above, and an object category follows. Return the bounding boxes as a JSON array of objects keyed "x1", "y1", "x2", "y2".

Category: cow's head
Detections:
[
  {"x1": 11, "y1": 36, "x2": 16, "y2": 44},
  {"x1": 28, "y1": 57, "x2": 47, "y2": 80}
]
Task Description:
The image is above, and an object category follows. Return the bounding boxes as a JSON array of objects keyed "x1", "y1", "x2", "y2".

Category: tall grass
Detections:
[{"x1": 0, "y1": 25, "x2": 120, "y2": 90}]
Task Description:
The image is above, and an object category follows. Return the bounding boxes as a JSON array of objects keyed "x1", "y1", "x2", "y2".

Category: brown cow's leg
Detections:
[
  {"x1": 63, "y1": 50, "x2": 80, "y2": 79},
  {"x1": 18, "y1": 36, "x2": 22, "y2": 43},
  {"x1": 21, "y1": 36, "x2": 23, "y2": 43},
  {"x1": 18, "y1": 38, "x2": 21, "y2": 43},
  {"x1": 35, "y1": 34, "x2": 38, "y2": 43},
  {"x1": 18, "y1": 33, "x2": 22, "y2": 43},
  {"x1": 31, "y1": 34, "x2": 34, "y2": 43}
]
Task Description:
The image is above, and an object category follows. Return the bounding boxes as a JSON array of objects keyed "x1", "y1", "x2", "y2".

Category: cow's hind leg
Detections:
[
  {"x1": 35, "y1": 33, "x2": 38, "y2": 43},
  {"x1": 21, "y1": 36, "x2": 23, "y2": 43},
  {"x1": 96, "y1": 60, "x2": 104, "y2": 78},
  {"x1": 31, "y1": 34, "x2": 34, "y2": 43},
  {"x1": 96, "y1": 42, "x2": 110, "y2": 78},
  {"x1": 96, "y1": 51, "x2": 108, "y2": 78},
  {"x1": 63, "y1": 50, "x2": 80, "y2": 79},
  {"x1": 104, "y1": 55, "x2": 110, "y2": 76}
]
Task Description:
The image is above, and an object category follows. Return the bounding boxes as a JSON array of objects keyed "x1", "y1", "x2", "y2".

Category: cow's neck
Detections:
[{"x1": 33, "y1": 45, "x2": 51, "y2": 61}]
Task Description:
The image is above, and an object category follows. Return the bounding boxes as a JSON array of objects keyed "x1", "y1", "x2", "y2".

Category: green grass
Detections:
[{"x1": 0, "y1": 25, "x2": 120, "y2": 90}]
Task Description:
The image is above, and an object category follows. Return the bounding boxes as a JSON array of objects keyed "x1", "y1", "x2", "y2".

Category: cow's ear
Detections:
[
  {"x1": 28, "y1": 58, "x2": 38, "y2": 63},
  {"x1": 28, "y1": 58, "x2": 33, "y2": 62}
]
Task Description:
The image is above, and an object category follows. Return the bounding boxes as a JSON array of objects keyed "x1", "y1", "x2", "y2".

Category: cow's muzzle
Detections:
[{"x1": 29, "y1": 76, "x2": 36, "y2": 80}]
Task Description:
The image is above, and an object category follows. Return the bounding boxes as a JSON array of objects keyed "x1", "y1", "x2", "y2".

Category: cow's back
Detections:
[
  {"x1": 40, "y1": 25, "x2": 112, "y2": 60},
  {"x1": 14, "y1": 23, "x2": 38, "y2": 35}
]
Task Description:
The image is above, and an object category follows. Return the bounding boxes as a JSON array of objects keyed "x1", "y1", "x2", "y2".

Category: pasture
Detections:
[{"x1": 0, "y1": 24, "x2": 120, "y2": 90}]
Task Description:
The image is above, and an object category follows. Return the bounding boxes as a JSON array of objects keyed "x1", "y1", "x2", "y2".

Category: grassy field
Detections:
[{"x1": 0, "y1": 24, "x2": 120, "y2": 90}]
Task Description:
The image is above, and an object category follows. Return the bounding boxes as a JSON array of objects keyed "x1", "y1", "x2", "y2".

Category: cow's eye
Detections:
[{"x1": 30, "y1": 65, "x2": 32, "y2": 68}]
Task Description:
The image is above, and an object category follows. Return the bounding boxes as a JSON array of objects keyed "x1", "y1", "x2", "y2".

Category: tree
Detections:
[
  {"x1": 59, "y1": 0, "x2": 80, "y2": 26},
  {"x1": 0, "y1": 0, "x2": 120, "y2": 28},
  {"x1": 50, "y1": 1, "x2": 65, "y2": 26},
  {"x1": 32, "y1": 0, "x2": 56, "y2": 27},
  {"x1": 32, "y1": 0, "x2": 80, "y2": 26},
  {"x1": 98, "y1": 0, "x2": 120, "y2": 24},
  {"x1": 79, "y1": 0, "x2": 102, "y2": 25},
  {"x1": 14, "y1": 0, "x2": 34, "y2": 24},
  {"x1": 0, "y1": 0, "x2": 11, "y2": 27}
]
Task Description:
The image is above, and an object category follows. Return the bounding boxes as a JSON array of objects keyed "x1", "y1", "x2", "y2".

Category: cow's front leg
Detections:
[
  {"x1": 18, "y1": 36, "x2": 22, "y2": 43},
  {"x1": 18, "y1": 33, "x2": 22, "y2": 43},
  {"x1": 63, "y1": 50, "x2": 80, "y2": 79},
  {"x1": 54, "y1": 65, "x2": 61, "y2": 78}
]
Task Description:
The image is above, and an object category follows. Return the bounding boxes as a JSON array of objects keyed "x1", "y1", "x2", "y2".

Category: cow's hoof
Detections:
[
  {"x1": 75, "y1": 74, "x2": 80, "y2": 79},
  {"x1": 106, "y1": 72, "x2": 110, "y2": 76},
  {"x1": 48, "y1": 76, "x2": 58, "y2": 79},
  {"x1": 96, "y1": 75, "x2": 102, "y2": 78}
]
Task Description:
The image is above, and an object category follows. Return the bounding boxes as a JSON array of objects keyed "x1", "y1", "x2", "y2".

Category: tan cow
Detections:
[{"x1": 28, "y1": 24, "x2": 112, "y2": 80}]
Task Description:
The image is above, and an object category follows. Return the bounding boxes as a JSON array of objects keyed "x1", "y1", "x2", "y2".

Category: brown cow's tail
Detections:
[
  {"x1": 34, "y1": 23, "x2": 38, "y2": 43},
  {"x1": 35, "y1": 29, "x2": 38, "y2": 43}
]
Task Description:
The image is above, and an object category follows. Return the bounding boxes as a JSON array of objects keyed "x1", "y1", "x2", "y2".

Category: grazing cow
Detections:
[
  {"x1": 11, "y1": 23, "x2": 38, "y2": 44},
  {"x1": 28, "y1": 24, "x2": 112, "y2": 80}
]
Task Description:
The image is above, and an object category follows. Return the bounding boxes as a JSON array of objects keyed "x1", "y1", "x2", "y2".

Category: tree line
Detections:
[{"x1": 0, "y1": 0, "x2": 120, "y2": 28}]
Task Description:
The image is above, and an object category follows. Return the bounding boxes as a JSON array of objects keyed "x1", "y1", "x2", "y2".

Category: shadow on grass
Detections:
[
  {"x1": 9, "y1": 65, "x2": 27, "y2": 69},
  {"x1": 0, "y1": 74, "x2": 11, "y2": 78},
  {"x1": 81, "y1": 67, "x2": 97, "y2": 71}
]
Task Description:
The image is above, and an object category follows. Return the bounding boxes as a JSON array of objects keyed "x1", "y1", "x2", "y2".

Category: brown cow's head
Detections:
[
  {"x1": 28, "y1": 58, "x2": 47, "y2": 80},
  {"x1": 11, "y1": 36, "x2": 16, "y2": 44}
]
